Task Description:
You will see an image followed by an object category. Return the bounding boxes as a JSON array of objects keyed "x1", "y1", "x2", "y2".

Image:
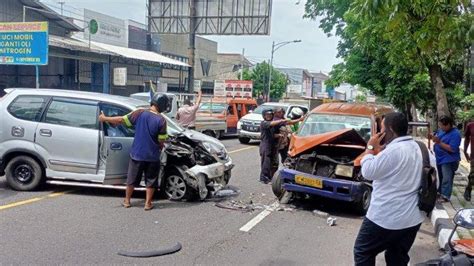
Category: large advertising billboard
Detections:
[
  {"x1": 149, "y1": 0, "x2": 272, "y2": 35},
  {"x1": 0, "y1": 22, "x2": 48, "y2": 65}
]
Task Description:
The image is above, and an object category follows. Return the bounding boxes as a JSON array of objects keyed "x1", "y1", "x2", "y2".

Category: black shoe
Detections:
[
  {"x1": 259, "y1": 178, "x2": 270, "y2": 184},
  {"x1": 464, "y1": 188, "x2": 471, "y2": 202}
]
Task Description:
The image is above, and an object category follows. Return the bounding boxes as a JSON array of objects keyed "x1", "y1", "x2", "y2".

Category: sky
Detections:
[{"x1": 41, "y1": 0, "x2": 341, "y2": 73}]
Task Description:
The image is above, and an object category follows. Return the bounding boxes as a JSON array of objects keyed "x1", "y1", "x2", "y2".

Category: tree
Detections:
[
  {"x1": 242, "y1": 61, "x2": 288, "y2": 100},
  {"x1": 305, "y1": 0, "x2": 473, "y2": 118}
]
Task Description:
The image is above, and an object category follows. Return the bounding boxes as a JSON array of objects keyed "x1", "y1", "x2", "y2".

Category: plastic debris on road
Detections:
[
  {"x1": 313, "y1": 210, "x2": 329, "y2": 218},
  {"x1": 327, "y1": 217, "x2": 337, "y2": 226}
]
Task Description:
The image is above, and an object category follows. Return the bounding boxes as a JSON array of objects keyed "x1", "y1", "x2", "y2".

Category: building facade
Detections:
[{"x1": 277, "y1": 68, "x2": 313, "y2": 98}]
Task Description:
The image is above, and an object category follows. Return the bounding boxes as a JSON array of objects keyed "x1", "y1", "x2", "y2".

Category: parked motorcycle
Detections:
[{"x1": 418, "y1": 208, "x2": 474, "y2": 265}]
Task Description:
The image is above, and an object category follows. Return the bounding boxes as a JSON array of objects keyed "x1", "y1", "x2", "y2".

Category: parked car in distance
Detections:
[
  {"x1": 237, "y1": 102, "x2": 308, "y2": 144},
  {"x1": 0, "y1": 89, "x2": 233, "y2": 201},
  {"x1": 197, "y1": 97, "x2": 258, "y2": 138},
  {"x1": 272, "y1": 102, "x2": 393, "y2": 214}
]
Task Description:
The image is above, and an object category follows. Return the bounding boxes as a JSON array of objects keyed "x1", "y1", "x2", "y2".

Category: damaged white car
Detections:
[{"x1": 0, "y1": 89, "x2": 233, "y2": 200}]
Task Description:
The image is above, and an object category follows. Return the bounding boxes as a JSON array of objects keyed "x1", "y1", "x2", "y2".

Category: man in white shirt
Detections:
[
  {"x1": 176, "y1": 90, "x2": 202, "y2": 129},
  {"x1": 354, "y1": 112, "x2": 435, "y2": 265}
]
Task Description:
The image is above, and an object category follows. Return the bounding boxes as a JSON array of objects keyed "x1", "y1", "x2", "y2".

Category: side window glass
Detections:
[
  {"x1": 45, "y1": 100, "x2": 98, "y2": 129},
  {"x1": 7, "y1": 96, "x2": 46, "y2": 122},
  {"x1": 246, "y1": 104, "x2": 256, "y2": 112},
  {"x1": 227, "y1": 105, "x2": 235, "y2": 115},
  {"x1": 237, "y1": 104, "x2": 243, "y2": 118},
  {"x1": 101, "y1": 104, "x2": 135, "y2": 137}
]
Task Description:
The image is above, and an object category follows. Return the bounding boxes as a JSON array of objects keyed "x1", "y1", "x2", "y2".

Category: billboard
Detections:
[
  {"x1": 149, "y1": 0, "x2": 272, "y2": 35},
  {"x1": 84, "y1": 9, "x2": 128, "y2": 47},
  {"x1": 223, "y1": 80, "x2": 253, "y2": 98},
  {"x1": 0, "y1": 22, "x2": 48, "y2": 65}
]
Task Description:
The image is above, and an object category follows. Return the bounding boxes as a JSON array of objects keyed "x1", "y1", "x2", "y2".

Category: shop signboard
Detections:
[{"x1": 0, "y1": 22, "x2": 48, "y2": 65}]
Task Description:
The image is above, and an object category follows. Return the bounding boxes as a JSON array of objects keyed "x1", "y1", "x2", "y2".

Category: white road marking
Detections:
[{"x1": 239, "y1": 201, "x2": 279, "y2": 232}]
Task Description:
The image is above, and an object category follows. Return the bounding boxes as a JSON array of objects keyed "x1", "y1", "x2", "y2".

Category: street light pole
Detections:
[{"x1": 266, "y1": 40, "x2": 301, "y2": 102}]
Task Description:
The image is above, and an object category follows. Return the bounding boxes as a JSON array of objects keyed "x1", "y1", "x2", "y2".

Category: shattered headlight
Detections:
[
  {"x1": 203, "y1": 142, "x2": 229, "y2": 161},
  {"x1": 335, "y1": 165, "x2": 354, "y2": 178}
]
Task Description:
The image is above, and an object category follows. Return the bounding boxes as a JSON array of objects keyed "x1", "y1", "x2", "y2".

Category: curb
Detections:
[{"x1": 430, "y1": 205, "x2": 459, "y2": 249}]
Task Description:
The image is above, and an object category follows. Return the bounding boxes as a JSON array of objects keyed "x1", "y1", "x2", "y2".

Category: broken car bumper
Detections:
[{"x1": 280, "y1": 168, "x2": 366, "y2": 203}]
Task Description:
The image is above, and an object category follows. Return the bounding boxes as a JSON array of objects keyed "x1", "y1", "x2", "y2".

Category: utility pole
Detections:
[
  {"x1": 58, "y1": 1, "x2": 65, "y2": 15},
  {"x1": 187, "y1": 0, "x2": 196, "y2": 92},
  {"x1": 240, "y1": 48, "x2": 245, "y2": 80}
]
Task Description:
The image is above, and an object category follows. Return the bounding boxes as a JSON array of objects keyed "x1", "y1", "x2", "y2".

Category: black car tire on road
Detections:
[
  {"x1": 354, "y1": 184, "x2": 371, "y2": 215},
  {"x1": 238, "y1": 137, "x2": 250, "y2": 144},
  {"x1": 271, "y1": 170, "x2": 285, "y2": 199},
  {"x1": 5, "y1": 156, "x2": 45, "y2": 191}
]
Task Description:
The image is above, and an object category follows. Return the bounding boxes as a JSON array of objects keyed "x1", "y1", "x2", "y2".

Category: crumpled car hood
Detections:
[{"x1": 288, "y1": 128, "x2": 367, "y2": 157}]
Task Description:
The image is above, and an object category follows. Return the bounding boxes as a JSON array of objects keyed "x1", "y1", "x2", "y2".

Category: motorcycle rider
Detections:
[
  {"x1": 260, "y1": 109, "x2": 303, "y2": 183},
  {"x1": 99, "y1": 94, "x2": 169, "y2": 211}
]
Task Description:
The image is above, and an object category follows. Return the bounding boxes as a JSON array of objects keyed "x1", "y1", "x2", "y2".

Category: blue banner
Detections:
[{"x1": 0, "y1": 22, "x2": 49, "y2": 65}]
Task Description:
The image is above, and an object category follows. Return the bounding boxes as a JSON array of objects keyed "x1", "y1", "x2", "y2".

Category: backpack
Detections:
[{"x1": 415, "y1": 141, "x2": 438, "y2": 216}]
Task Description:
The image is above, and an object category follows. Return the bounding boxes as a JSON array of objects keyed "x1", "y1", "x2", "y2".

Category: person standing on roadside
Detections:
[
  {"x1": 259, "y1": 109, "x2": 302, "y2": 184},
  {"x1": 354, "y1": 112, "x2": 436, "y2": 265},
  {"x1": 99, "y1": 94, "x2": 169, "y2": 211},
  {"x1": 176, "y1": 90, "x2": 202, "y2": 129},
  {"x1": 463, "y1": 120, "x2": 474, "y2": 201},
  {"x1": 431, "y1": 115, "x2": 461, "y2": 202}
]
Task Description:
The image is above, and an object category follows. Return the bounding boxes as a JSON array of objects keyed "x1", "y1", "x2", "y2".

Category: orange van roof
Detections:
[{"x1": 312, "y1": 102, "x2": 393, "y2": 117}]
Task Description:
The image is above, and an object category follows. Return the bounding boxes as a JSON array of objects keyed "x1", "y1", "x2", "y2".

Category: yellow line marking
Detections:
[
  {"x1": 229, "y1": 146, "x2": 257, "y2": 154},
  {"x1": 0, "y1": 191, "x2": 72, "y2": 211}
]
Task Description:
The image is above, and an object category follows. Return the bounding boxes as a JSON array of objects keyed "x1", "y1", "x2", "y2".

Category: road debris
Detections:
[
  {"x1": 313, "y1": 210, "x2": 329, "y2": 218},
  {"x1": 117, "y1": 242, "x2": 182, "y2": 258},
  {"x1": 327, "y1": 217, "x2": 337, "y2": 226}
]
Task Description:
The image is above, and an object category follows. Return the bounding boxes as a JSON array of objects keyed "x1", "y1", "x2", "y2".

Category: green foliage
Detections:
[
  {"x1": 304, "y1": 0, "x2": 473, "y2": 117},
  {"x1": 242, "y1": 61, "x2": 288, "y2": 100},
  {"x1": 457, "y1": 93, "x2": 474, "y2": 122}
]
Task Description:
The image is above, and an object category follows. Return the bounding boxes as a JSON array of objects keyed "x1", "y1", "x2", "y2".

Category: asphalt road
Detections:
[{"x1": 0, "y1": 138, "x2": 442, "y2": 265}]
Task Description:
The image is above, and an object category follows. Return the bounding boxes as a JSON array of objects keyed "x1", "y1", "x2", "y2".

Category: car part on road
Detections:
[
  {"x1": 326, "y1": 217, "x2": 337, "y2": 226},
  {"x1": 117, "y1": 242, "x2": 182, "y2": 258},
  {"x1": 5, "y1": 156, "x2": 44, "y2": 191}
]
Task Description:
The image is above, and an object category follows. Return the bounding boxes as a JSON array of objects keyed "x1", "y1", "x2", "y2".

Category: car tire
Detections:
[
  {"x1": 238, "y1": 137, "x2": 250, "y2": 144},
  {"x1": 271, "y1": 170, "x2": 285, "y2": 199},
  {"x1": 203, "y1": 130, "x2": 217, "y2": 139},
  {"x1": 5, "y1": 156, "x2": 45, "y2": 191},
  {"x1": 164, "y1": 170, "x2": 196, "y2": 201},
  {"x1": 354, "y1": 184, "x2": 371, "y2": 215}
]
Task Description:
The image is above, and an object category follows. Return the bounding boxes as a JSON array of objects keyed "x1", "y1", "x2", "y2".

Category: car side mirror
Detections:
[{"x1": 454, "y1": 209, "x2": 474, "y2": 229}]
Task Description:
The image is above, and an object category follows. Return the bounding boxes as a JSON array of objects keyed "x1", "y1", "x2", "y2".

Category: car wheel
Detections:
[
  {"x1": 5, "y1": 156, "x2": 44, "y2": 191},
  {"x1": 164, "y1": 171, "x2": 196, "y2": 201},
  {"x1": 354, "y1": 184, "x2": 371, "y2": 215},
  {"x1": 203, "y1": 130, "x2": 217, "y2": 139},
  {"x1": 271, "y1": 170, "x2": 285, "y2": 199},
  {"x1": 238, "y1": 137, "x2": 250, "y2": 144}
]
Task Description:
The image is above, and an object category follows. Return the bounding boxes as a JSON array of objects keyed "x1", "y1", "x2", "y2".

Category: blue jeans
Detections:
[{"x1": 437, "y1": 162, "x2": 460, "y2": 199}]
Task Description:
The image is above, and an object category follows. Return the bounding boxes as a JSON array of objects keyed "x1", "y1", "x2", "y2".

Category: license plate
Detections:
[{"x1": 295, "y1": 175, "x2": 323, "y2": 189}]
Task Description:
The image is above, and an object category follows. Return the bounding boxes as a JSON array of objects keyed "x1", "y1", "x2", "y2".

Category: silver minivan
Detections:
[{"x1": 0, "y1": 89, "x2": 233, "y2": 200}]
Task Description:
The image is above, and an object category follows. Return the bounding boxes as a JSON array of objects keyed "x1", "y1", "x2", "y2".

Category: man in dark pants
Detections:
[
  {"x1": 354, "y1": 112, "x2": 436, "y2": 265},
  {"x1": 99, "y1": 94, "x2": 169, "y2": 211},
  {"x1": 464, "y1": 121, "x2": 474, "y2": 201},
  {"x1": 259, "y1": 109, "x2": 301, "y2": 183}
]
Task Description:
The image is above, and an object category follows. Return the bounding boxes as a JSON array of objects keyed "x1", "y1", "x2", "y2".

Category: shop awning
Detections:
[
  {"x1": 91, "y1": 41, "x2": 190, "y2": 68},
  {"x1": 49, "y1": 35, "x2": 114, "y2": 55}
]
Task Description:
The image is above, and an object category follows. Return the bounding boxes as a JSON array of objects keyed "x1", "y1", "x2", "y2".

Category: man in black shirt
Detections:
[{"x1": 259, "y1": 108, "x2": 302, "y2": 183}]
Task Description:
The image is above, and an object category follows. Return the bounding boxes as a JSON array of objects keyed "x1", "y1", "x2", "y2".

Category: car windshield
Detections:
[
  {"x1": 252, "y1": 105, "x2": 288, "y2": 115},
  {"x1": 136, "y1": 105, "x2": 184, "y2": 135},
  {"x1": 199, "y1": 102, "x2": 227, "y2": 113},
  {"x1": 298, "y1": 114, "x2": 372, "y2": 140}
]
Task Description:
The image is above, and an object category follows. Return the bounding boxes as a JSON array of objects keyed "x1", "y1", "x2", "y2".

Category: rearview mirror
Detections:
[{"x1": 454, "y1": 209, "x2": 474, "y2": 229}]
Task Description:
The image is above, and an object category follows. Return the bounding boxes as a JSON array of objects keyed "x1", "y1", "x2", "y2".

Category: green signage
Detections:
[{"x1": 89, "y1": 19, "x2": 98, "y2": 35}]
